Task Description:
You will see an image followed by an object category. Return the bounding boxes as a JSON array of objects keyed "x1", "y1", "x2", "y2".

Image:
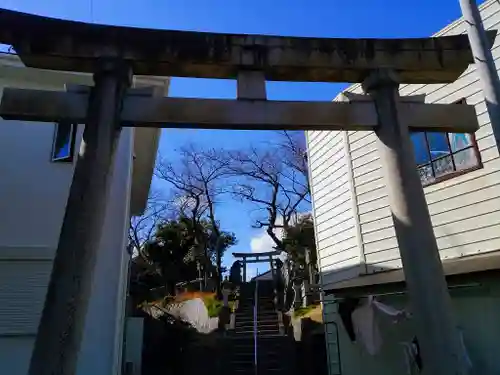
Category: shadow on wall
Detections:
[
  {"x1": 313, "y1": 263, "x2": 403, "y2": 375},
  {"x1": 315, "y1": 249, "x2": 500, "y2": 375},
  {"x1": 276, "y1": 261, "x2": 399, "y2": 375}
]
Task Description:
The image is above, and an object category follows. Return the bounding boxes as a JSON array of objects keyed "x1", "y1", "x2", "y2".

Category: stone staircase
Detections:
[{"x1": 223, "y1": 281, "x2": 295, "y2": 375}]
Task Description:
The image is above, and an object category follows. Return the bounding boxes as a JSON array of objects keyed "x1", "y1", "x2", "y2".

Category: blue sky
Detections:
[{"x1": 0, "y1": 0, "x2": 485, "y2": 278}]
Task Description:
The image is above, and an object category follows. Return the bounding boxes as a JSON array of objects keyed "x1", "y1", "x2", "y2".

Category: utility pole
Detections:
[{"x1": 459, "y1": 0, "x2": 500, "y2": 152}]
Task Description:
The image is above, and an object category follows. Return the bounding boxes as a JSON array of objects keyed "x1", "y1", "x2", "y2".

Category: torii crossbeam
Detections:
[
  {"x1": 0, "y1": 87, "x2": 478, "y2": 132},
  {"x1": 0, "y1": 8, "x2": 494, "y2": 375}
]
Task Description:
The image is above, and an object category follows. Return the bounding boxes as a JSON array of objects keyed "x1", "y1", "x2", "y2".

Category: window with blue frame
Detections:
[
  {"x1": 51, "y1": 122, "x2": 76, "y2": 163},
  {"x1": 410, "y1": 122, "x2": 481, "y2": 186}
]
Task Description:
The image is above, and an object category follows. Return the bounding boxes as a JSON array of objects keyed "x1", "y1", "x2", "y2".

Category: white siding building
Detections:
[
  {"x1": 307, "y1": 1, "x2": 500, "y2": 374},
  {"x1": 0, "y1": 53, "x2": 168, "y2": 375},
  {"x1": 308, "y1": 0, "x2": 500, "y2": 291}
]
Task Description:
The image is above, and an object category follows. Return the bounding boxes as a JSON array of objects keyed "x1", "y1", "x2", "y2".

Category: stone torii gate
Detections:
[
  {"x1": 0, "y1": 9, "x2": 495, "y2": 375},
  {"x1": 232, "y1": 250, "x2": 281, "y2": 282}
]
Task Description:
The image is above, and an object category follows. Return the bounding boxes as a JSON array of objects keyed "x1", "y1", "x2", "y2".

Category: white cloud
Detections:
[
  {"x1": 250, "y1": 232, "x2": 277, "y2": 253},
  {"x1": 250, "y1": 216, "x2": 284, "y2": 254},
  {"x1": 249, "y1": 212, "x2": 312, "y2": 255}
]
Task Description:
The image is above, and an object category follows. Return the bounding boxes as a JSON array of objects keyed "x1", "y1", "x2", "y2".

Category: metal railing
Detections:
[{"x1": 253, "y1": 272, "x2": 259, "y2": 375}]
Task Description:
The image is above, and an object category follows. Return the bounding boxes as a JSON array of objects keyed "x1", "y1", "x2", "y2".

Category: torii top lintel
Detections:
[
  {"x1": 0, "y1": 9, "x2": 496, "y2": 84},
  {"x1": 232, "y1": 251, "x2": 281, "y2": 259}
]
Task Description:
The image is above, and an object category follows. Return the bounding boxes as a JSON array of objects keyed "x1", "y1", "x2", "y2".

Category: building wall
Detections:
[
  {"x1": 0, "y1": 69, "x2": 134, "y2": 374},
  {"x1": 307, "y1": 131, "x2": 360, "y2": 286},
  {"x1": 307, "y1": 0, "x2": 500, "y2": 289},
  {"x1": 324, "y1": 279, "x2": 500, "y2": 375}
]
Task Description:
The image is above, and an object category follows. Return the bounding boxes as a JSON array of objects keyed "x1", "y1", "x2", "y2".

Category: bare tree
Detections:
[
  {"x1": 156, "y1": 145, "x2": 230, "y2": 297},
  {"x1": 227, "y1": 131, "x2": 310, "y2": 252},
  {"x1": 128, "y1": 188, "x2": 170, "y2": 258}
]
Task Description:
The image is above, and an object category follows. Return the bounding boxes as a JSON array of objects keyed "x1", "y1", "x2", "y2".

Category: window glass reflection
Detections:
[
  {"x1": 411, "y1": 132, "x2": 429, "y2": 165},
  {"x1": 426, "y1": 133, "x2": 449, "y2": 160},
  {"x1": 448, "y1": 133, "x2": 473, "y2": 152},
  {"x1": 410, "y1": 130, "x2": 480, "y2": 186}
]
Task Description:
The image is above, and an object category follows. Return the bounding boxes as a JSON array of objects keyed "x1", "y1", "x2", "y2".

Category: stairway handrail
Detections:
[{"x1": 253, "y1": 273, "x2": 259, "y2": 375}]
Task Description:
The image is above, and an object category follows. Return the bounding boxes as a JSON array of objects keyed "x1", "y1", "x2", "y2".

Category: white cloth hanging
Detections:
[
  {"x1": 351, "y1": 296, "x2": 383, "y2": 355},
  {"x1": 372, "y1": 298, "x2": 411, "y2": 323}
]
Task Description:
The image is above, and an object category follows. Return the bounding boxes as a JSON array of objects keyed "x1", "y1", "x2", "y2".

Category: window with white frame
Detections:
[{"x1": 410, "y1": 99, "x2": 482, "y2": 186}]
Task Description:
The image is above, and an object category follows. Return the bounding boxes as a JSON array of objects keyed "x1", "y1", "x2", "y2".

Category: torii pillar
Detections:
[
  {"x1": 242, "y1": 258, "x2": 247, "y2": 282},
  {"x1": 363, "y1": 69, "x2": 467, "y2": 375},
  {"x1": 28, "y1": 59, "x2": 132, "y2": 375}
]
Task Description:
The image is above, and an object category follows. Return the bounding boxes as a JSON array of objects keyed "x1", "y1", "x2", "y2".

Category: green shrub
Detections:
[
  {"x1": 203, "y1": 295, "x2": 224, "y2": 318},
  {"x1": 293, "y1": 305, "x2": 316, "y2": 318}
]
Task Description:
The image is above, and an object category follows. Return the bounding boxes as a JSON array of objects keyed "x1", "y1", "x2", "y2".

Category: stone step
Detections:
[
  {"x1": 229, "y1": 351, "x2": 288, "y2": 361},
  {"x1": 239, "y1": 294, "x2": 274, "y2": 301},
  {"x1": 223, "y1": 318, "x2": 294, "y2": 375},
  {"x1": 232, "y1": 334, "x2": 282, "y2": 341},
  {"x1": 227, "y1": 337, "x2": 288, "y2": 347},
  {"x1": 233, "y1": 332, "x2": 281, "y2": 339},
  {"x1": 230, "y1": 348, "x2": 283, "y2": 354},
  {"x1": 237, "y1": 308, "x2": 276, "y2": 313},
  {"x1": 236, "y1": 314, "x2": 276, "y2": 318},
  {"x1": 230, "y1": 363, "x2": 283, "y2": 371},
  {"x1": 238, "y1": 300, "x2": 274, "y2": 304},
  {"x1": 235, "y1": 316, "x2": 278, "y2": 323},
  {"x1": 236, "y1": 311, "x2": 276, "y2": 317},
  {"x1": 237, "y1": 310, "x2": 277, "y2": 317},
  {"x1": 238, "y1": 296, "x2": 274, "y2": 305},
  {"x1": 235, "y1": 325, "x2": 279, "y2": 332},
  {"x1": 230, "y1": 356, "x2": 281, "y2": 364},
  {"x1": 230, "y1": 354, "x2": 283, "y2": 362},
  {"x1": 235, "y1": 320, "x2": 277, "y2": 326},
  {"x1": 237, "y1": 308, "x2": 276, "y2": 314},
  {"x1": 232, "y1": 352, "x2": 283, "y2": 360},
  {"x1": 235, "y1": 317, "x2": 278, "y2": 323},
  {"x1": 228, "y1": 335, "x2": 287, "y2": 342},
  {"x1": 237, "y1": 306, "x2": 276, "y2": 312},
  {"x1": 239, "y1": 298, "x2": 275, "y2": 303},
  {"x1": 231, "y1": 362, "x2": 285, "y2": 368},
  {"x1": 236, "y1": 314, "x2": 277, "y2": 319},
  {"x1": 231, "y1": 342, "x2": 283, "y2": 350},
  {"x1": 233, "y1": 332, "x2": 280, "y2": 337},
  {"x1": 236, "y1": 303, "x2": 276, "y2": 312},
  {"x1": 235, "y1": 321, "x2": 278, "y2": 328},
  {"x1": 236, "y1": 309, "x2": 277, "y2": 315},
  {"x1": 235, "y1": 318, "x2": 278, "y2": 324},
  {"x1": 231, "y1": 367, "x2": 286, "y2": 375},
  {"x1": 233, "y1": 327, "x2": 279, "y2": 332}
]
